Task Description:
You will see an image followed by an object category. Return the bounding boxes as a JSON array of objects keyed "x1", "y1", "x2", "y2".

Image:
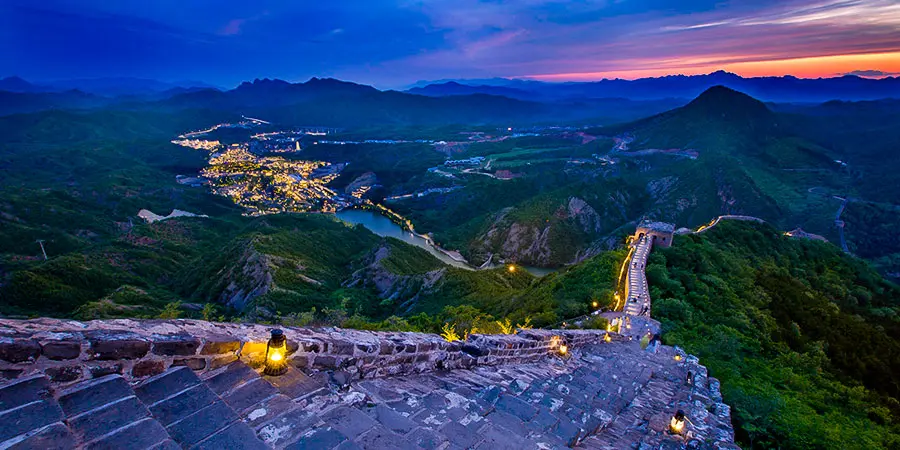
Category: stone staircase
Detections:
[{"x1": 1, "y1": 340, "x2": 738, "y2": 449}]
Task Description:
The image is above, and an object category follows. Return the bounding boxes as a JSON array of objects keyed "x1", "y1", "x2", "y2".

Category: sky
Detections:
[{"x1": 1, "y1": 0, "x2": 898, "y2": 89}]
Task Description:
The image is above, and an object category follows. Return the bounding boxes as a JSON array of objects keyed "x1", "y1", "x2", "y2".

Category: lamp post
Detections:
[{"x1": 263, "y1": 329, "x2": 288, "y2": 376}]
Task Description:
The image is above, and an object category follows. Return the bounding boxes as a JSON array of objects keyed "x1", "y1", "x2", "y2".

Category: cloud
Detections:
[
  {"x1": 4, "y1": 0, "x2": 900, "y2": 86},
  {"x1": 842, "y1": 69, "x2": 900, "y2": 78},
  {"x1": 219, "y1": 19, "x2": 245, "y2": 36}
]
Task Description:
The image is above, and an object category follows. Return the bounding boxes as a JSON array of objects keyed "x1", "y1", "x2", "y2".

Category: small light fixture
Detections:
[
  {"x1": 674, "y1": 354, "x2": 682, "y2": 361},
  {"x1": 591, "y1": 300, "x2": 599, "y2": 309},
  {"x1": 603, "y1": 333, "x2": 612, "y2": 343},
  {"x1": 558, "y1": 344, "x2": 568, "y2": 356},
  {"x1": 670, "y1": 410, "x2": 686, "y2": 434},
  {"x1": 264, "y1": 329, "x2": 288, "y2": 376},
  {"x1": 508, "y1": 264, "x2": 516, "y2": 273}
]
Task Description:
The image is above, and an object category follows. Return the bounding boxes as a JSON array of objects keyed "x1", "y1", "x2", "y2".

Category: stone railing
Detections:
[{"x1": 0, "y1": 318, "x2": 619, "y2": 386}]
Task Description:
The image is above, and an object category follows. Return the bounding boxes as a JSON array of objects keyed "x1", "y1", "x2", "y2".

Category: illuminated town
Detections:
[{"x1": 173, "y1": 123, "x2": 358, "y2": 216}]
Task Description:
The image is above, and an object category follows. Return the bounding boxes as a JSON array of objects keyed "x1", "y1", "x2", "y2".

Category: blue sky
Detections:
[{"x1": 1, "y1": 0, "x2": 898, "y2": 88}]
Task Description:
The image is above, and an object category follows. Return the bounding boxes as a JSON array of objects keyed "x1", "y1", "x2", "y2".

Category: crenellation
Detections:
[{"x1": 0, "y1": 317, "x2": 739, "y2": 448}]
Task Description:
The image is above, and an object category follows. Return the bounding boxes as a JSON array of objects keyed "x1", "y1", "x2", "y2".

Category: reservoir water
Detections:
[{"x1": 335, "y1": 209, "x2": 554, "y2": 277}]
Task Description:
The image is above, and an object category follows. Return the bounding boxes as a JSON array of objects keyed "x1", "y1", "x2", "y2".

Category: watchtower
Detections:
[{"x1": 633, "y1": 221, "x2": 675, "y2": 248}]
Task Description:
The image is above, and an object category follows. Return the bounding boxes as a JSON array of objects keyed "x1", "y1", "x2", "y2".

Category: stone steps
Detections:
[
  {"x1": 0, "y1": 338, "x2": 736, "y2": 449},
  {"x1": 0, "y1": 375, "x2": 75, "y2": 450}
]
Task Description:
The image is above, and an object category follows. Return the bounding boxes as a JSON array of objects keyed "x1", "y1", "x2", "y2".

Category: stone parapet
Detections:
[{"x1": 0, "y1": 318, "x2": 619, "y2": 386}]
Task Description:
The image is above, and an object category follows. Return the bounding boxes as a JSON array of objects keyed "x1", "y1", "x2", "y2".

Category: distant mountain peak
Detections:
[
  {"x1": 0, "y1": 76, "x2": 40, "y2": 93},
  {"x1": 684, "y1": 85, "x2": 772, "y2": 118}
]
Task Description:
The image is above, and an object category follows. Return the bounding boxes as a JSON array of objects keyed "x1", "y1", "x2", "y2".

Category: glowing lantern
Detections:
[
  {"x1": 591, "y1": 301, "x2": 599, "y2": 309},
  {"x1": 670, "y1": 410, "x2": 686, "y2": 434},
  {"x1": 263, "y1": 329, "x2": 288, "y2": 376},
  {"x1": 674, "y1": 354, "x2": 682, "y2": 362},
  {"x1": 558, "y1": 345, "x2": 568, "y2": 356},
  {"x1": 508, "y1": 264, "x2": 516, "y2": 273},
  {"x1": 603, "y1": 333, "x2": 612, "y2": 343}
]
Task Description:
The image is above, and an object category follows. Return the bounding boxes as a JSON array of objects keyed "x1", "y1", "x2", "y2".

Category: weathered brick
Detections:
[
  {"x1": 151, "y1": 334, "x2": 201, "y2": 356},
  {"x1": 199, "y1": 337, "x2": 241, "y2": 355},
  {"x1": 281, "y1": 426, "x2": 346, "y2": 450},
  {"x1": 166, "y1": 401, "x2": 237, "y2": 447},
  {"x1": 0, "y1": 338, "x2": 41, "y2": 363},
  {"x1": 41, "y1": 341, "x2": 81, "y2": 360},
  {"x1": 0, "y1": 400, "x2": 63, "y2": 443},
  {"x1": 173, "y1": 357, "x2": 207, "y2": 371},
  {"x1": 0, "y1": 375, "x2": 51, "y2": 411},
  {"x1": 45, "y1": 366, "x2": 83, "y2": 383},
  {"x1": 355, "y1": 426, "x2": 416, "y2": 450},
  {"x1": 223, "y1": 378, "x2": 277, "y2": 413},
  {"x1": 242, "y1": 394, "x2": 295, "y2": 428},
  {"x1": 67, "y1": 396, "x2": 150, "y2": 443},
  {"x1": 495, "y1": 394, "x2": 538, "y2": 421},
  {"x1": 312, "y1": 355, "x2": 337, "y2": 369},
  {"x1": 84, "y1": 417, "x2": 168, "y2": 450},
  {"x1": 135, "y1": 366, "x2": 201, "y2": 406},
  {"x1": 264, "y1": 367, "x2": 326, "y2": 400},
  {"x1": 204, "y1": 362, "x2": 257, "y2": 395},
  {"x1": 133, "y1": 360, "x2": 167, "y2": 378},
  {"x1": 88, "y1": 363, "x2": 123, "y2": 378},
  {"x1": 58, "y1": 375, "x2": 133, "y2": 417},
  {"x1": 1, "y1": 369, "x2": 24, "y2": 380},
  {"x1": 3, "y1": 422, "x2": 75, "y2": 450},
  {"x1": 461, "y1": 344, "x2": 488, "y2": 357},
  {"x1": 209, "y1": 354, "x2": 238, "y2": 370},
  {"x1": 149, "y1": 384, "x2": 218, "y2": 425},
  {"x1": 330, "y1": 340, "x2": 354, "y2": 355},
  {"x1": 86, "y1": 331, "x2": 149, "y2": 360},
  {"x1": 256, "y1": 407, "x2": 321, "y2": 447},
  {"x1": 321, "y1": 406, "x2": 377, "y2": 439},
  {"x1": 191, "y1": 420, "x2": 266, "y2": 450}
]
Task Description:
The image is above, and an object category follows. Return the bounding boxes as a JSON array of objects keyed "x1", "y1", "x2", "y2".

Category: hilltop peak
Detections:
[{"x1": 682, "y1": 85, "x2": 773, "y2": 121}]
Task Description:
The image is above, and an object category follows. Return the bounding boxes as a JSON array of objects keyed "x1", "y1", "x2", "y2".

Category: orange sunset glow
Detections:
[{"x1": 528, "y1": 51, "x2": 900, "y2": 81}]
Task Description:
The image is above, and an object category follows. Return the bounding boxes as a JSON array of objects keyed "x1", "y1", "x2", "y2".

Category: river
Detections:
[{"x1": 335, "y1": 209, "x2": 554, "y2": 277}]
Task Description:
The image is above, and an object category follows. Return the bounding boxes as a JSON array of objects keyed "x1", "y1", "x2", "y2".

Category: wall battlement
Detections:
[
  {"x1": 0, "y1": 318, "x2": 739, "y2": 449},
  {"x1": 0, "y1": 318, "x2": 610, "y2": 386}
]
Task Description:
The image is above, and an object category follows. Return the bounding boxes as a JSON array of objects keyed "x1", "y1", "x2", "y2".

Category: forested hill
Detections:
[{"x1": 647, "y1": 220, "x2": 900, "y2": 448}]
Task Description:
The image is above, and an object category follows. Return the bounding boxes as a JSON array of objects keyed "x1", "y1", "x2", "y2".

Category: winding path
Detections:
[{"x1": 623, "y1": 235, "x2": 652, "y2": 317}]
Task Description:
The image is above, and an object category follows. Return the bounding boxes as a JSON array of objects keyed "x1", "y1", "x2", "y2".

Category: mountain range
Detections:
[
  {"x1": 407, "y1": 70, "x2": 900, "y2": 103},
  {"x1": 0, "y1": 76, "x2": 219, "y2": 96}
]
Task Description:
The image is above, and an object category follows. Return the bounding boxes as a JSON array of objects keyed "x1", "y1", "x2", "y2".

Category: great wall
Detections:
[{"x1": 0, "y1": 220, "x2": 747, "y2": 450}]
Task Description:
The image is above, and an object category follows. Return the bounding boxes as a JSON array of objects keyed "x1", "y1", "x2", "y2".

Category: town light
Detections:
[
  {"x1": 674, "y1": 354, "x2": 682, "y2": 361},
  {"x1": 558, "y1": 344, "x2": 568, "y2": 356},
  {"x1": 604, "y1": 333, "x2": 612, "y2": 343},
  {"x1": 264, "y1": 329, "x2": 288, "y2": 376},
  {"x1": 670, "y1": 410, "x2": 686, "y2": 434},
  {"x1": 591, "y1": 301, "x2": 599, "y2": 308},
  {"x1": 508, "y1": 264, "x2": 516, "y2": 273}
]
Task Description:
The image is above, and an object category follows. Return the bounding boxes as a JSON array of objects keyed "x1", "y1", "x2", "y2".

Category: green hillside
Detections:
[{"x1": 648, "y1": 220, "x2": 900, "y2": 448}]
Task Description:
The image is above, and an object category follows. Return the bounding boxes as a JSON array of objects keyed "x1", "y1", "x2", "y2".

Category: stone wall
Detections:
[{"x1": 0, "y1": 318, "x2": 618, "y2": 386}]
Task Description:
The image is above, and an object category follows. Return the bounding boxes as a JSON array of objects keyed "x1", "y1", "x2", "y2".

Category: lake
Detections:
[{"x1": 335, "y1": 209, "x2": 554, "y2": 277}]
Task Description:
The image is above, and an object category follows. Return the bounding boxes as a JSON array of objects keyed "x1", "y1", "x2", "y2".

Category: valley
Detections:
[{"x1": 1, "y1": 76, "x2": 899, "y2": 449}]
